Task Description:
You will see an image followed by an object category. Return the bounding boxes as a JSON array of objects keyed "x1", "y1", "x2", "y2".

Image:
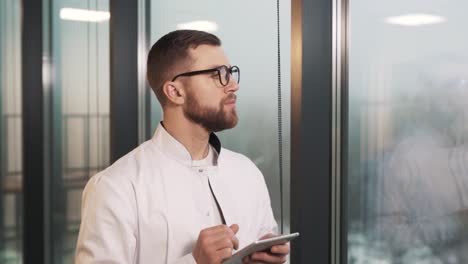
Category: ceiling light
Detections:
[
  {"x1": 385, "y1": 14, "x2": 445, "y2": 26},
  {"x1": 177, "y1": 20, "x2": 218, "y2": 32},
  {"x1": 60, "y1": 8, "x2": 110, "y2": 22}
]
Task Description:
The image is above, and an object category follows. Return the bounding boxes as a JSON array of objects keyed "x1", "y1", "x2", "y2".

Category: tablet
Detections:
[{"x1": 222, "y1": 232, "x2": 300, "y2": 264}]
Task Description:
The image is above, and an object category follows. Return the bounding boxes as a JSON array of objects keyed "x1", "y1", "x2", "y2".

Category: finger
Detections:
[
  {"x1": 217, "y1": 247, "x2": 234, "y2": 261},
  {"x1": 203, "y1": 224, "x2": 231, "y2": 235},
  {"x1": 212, "y1": 233, "x2": 239, "y2": 251},
  {"x1": 200, "y1": 225, "x2": 239, "y2": 250},
  {"x1": 220, "y1": 224, "x2": 239, "y2": 250},
  {"x1": 259, "y1": 233, "x2": 276, "y2": 240},
  {"x1": 212, "y1": 237, "x2": 234, "y2": 250},
  {"x1": 230, "y1": 224, "x2": 239, "y2": 234},
  {"x1": 243, "y1": 256, "x2": 266, "y2": 264},
  {"x1": 231, "y1": 232, "x2": 239, "y2": 250},
  {"x1": 214, "y1": 225, "x2": 236, "y2": 237},
  {"x1": 251, "y1": 251, "x2": 287, "y2": 263},
  {"x1": 201, "y1": 225, "x2": 234, "y2": 243},
  {"x1": 270, "y1": 244, "x2": 290, "y2": 255},
  {"x1": 198, "y1": 229, "x2": 229, "y2": 249},
  {"x1": 198, "y1": 225, "x2": 224, "y2": 240},
  {"x1": 216, "y1": 228, "x2": 239, "y2": 250}
]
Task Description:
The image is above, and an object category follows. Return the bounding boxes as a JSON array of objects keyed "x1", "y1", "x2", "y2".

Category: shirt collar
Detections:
[{"x1": 151, "y1": 122, "x2": 222, "y2": 167}]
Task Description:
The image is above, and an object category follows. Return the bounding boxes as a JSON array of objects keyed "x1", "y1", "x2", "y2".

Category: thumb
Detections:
[{"x1": 229, "y1": 224, "x2": 239, "y2": 234}]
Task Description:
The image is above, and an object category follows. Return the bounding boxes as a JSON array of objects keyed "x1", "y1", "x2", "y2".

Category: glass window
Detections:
[
  {"x1": 48, "y1": 0, "x2": 110, "y2": 263},
  {"x1": 0, "y1": 1, "x2": 23, "y2": 263},
  {"x1": 149, "y1": 0, "x2": 291, "y2": 235},
  {"x1": 347, "y1": 1, "x2": 468, "y2": 263}
]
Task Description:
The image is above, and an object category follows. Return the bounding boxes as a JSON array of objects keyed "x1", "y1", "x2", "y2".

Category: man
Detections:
[{"x1": 75, "y1": 30, "x2": 290, "y2": 264}]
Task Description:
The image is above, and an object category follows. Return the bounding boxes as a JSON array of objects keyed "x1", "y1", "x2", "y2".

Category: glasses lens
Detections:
[
  {"x1": 217, "y1": 66, "x2": 228, "y2": 86},
  {"x1": 231, "y1": 66, "x2": 240, "y2": 84},
  {"x1": 218, "y1": 66, "x2": 240, "y2": 86}
]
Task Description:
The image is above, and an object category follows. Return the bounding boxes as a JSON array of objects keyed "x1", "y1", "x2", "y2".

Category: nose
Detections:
[{"x1": 225, "y1": 78, "x2": 239, "y2": 93}]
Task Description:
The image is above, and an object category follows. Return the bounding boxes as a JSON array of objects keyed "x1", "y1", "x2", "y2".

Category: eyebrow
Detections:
[{"x1": 207, "y1": 64, "x2": 231, "y2": 69}]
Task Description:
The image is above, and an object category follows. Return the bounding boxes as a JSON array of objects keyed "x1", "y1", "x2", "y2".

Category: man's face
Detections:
[{"x1": 181, "y1": 45, "x2": 239, "y2": 132}]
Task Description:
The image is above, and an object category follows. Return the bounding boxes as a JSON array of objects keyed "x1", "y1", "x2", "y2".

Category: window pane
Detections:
[
  {"x1": 49, "y1": 0, "x2": 110, "y2": 263},
  {"x1": 0, "y1": 0, "x2": 23, "y2": 263},
  {"x1": 347, "y1": 1, "x2": 468, "y2": 263},
  {"x1": 149, "y1": 0, "x2": 291, "y2": 235}
]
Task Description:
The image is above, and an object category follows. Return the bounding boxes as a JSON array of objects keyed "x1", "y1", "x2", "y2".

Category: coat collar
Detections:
[{"x1": 151, "y1": 122, "x2": 222, "y2": 167}]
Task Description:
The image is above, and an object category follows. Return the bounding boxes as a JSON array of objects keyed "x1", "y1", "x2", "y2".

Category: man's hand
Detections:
[
  {"x1": 242, "y1": 234, "x2": 290, "y2": 264},
  {"x1": 192, "y1": 224, "x2": 240, "y2": 264}
]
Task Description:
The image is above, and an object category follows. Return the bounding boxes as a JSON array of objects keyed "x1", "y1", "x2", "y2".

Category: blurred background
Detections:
[{"x1": 347, "y1": 0, "x2": 468, "y2": 263}]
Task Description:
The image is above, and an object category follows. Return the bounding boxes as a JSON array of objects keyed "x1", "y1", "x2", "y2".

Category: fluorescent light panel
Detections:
[
  {"x1": 177, "y1": 20, "x2": 218, "y2": 32},
  {"x1": 385, "y1": 14, "x2": 445, "y2": 26},
  {"x1": 60, "y1": 8, "x2": 110, "y2": 22}
]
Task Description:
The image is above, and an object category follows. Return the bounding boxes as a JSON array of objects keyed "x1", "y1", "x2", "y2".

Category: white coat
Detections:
[{"x1": 75, "y1": 124, "x2": 277, "y2": 263}]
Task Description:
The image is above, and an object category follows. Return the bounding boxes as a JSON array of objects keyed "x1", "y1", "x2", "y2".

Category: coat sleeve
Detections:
[
  {"x1": 254, "y1": 168, "x2": 279, "y2": 238},
  {"x1": 75, "y1": 172, "x2": 138, "y2": 264}
]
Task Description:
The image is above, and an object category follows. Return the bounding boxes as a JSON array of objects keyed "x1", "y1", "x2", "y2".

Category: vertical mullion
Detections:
[
  {"x1": 145, "y1": 0, "x2": 151, "y2": 140},
  {"x1": 291, "y1": 0, "x2": 333, "y2": 263},
  {"x1": 109, "y1": 0, "x2": 139, "y2": 162},
  {"x1": 332, "y1": 0, "x2": 350, "y2": 263},
  {"x1": 339, "y1": 0, "x2": 350, "y2": 263},
  {"x1": 290, "y1": 0, "x2": 302, "y2": 259},
  {"x1": 49, "y1": 1, "x2": 65, "y2": 262},
  {"x1": 22, "y1": 0, "x2": 45, "y2": 263},
  {"x1": 42, "y1": 0, "x2": 52, "y2": 262},
  {"x1": 137, "y1": 0, "x2": 151, "y2": 143},
  {"x1": 0, "y1": 0, "x2": 5, "y2": 252}
]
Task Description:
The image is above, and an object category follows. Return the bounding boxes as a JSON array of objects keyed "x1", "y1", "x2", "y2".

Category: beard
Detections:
[{"x1": 183, "y1": 93, "x2": 238, "y2": 132}]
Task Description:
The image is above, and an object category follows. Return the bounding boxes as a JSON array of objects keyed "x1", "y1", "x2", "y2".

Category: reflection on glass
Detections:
[
  {"x1": 0, "y1": 1, "x2": 22, "y2": 263},
  {"x1": 348, "y1": 1, "x2": 468, "y2": 263},
  {"x1": 49, "y1": 0, "x2": 110, "y2": 263},
  {"x1": 149, "y1": 0, "x2": 291, "y2": 235}
]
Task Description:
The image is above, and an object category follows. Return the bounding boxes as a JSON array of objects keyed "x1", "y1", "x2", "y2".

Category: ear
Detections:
[{"x1": 162, "y1": 81, "x2": 185, "y2": 105}]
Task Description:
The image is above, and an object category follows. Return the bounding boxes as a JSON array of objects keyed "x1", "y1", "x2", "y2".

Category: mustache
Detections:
[{"x1": 222, "y1": 93, "x2": 237, "y2": 103}]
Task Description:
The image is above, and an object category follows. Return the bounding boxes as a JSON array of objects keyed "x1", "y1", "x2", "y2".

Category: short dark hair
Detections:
[{"x1": 147, "y1": 30, "x2": 221, "y2": 106}]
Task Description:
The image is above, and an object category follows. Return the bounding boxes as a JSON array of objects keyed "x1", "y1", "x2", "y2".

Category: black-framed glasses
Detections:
[{"x1": 171, "y1": 65, "x2": 240, "y2": 87}]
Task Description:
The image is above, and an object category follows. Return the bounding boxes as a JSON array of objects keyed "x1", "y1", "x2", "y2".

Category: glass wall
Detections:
[
  {"x1": 0, "y1": 1, "x2": 23, "y2": 263},
  {"x1": 149, "y1": 0, "x2": 291, "y2": 236},
  {"x1": 48, "y1": 0, "x2": 110, "y2": 263},
  {"x1": 347, "y1": 0, "x2": 468, "y2": 263},
  {"x1": 2, "y1": 1, "x2": 291, "y2": 263}
]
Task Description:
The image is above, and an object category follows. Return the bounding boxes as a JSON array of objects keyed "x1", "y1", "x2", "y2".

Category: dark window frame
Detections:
[
  {"x1": 22, "y1": 0, "x2": 46, "y2": 263},
  {"x1": 109, "y1": 0, "x2": 139, "y2": 163},
  {"x1": 290, "y1": 0, "x2": 341, "y2": 263}
]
